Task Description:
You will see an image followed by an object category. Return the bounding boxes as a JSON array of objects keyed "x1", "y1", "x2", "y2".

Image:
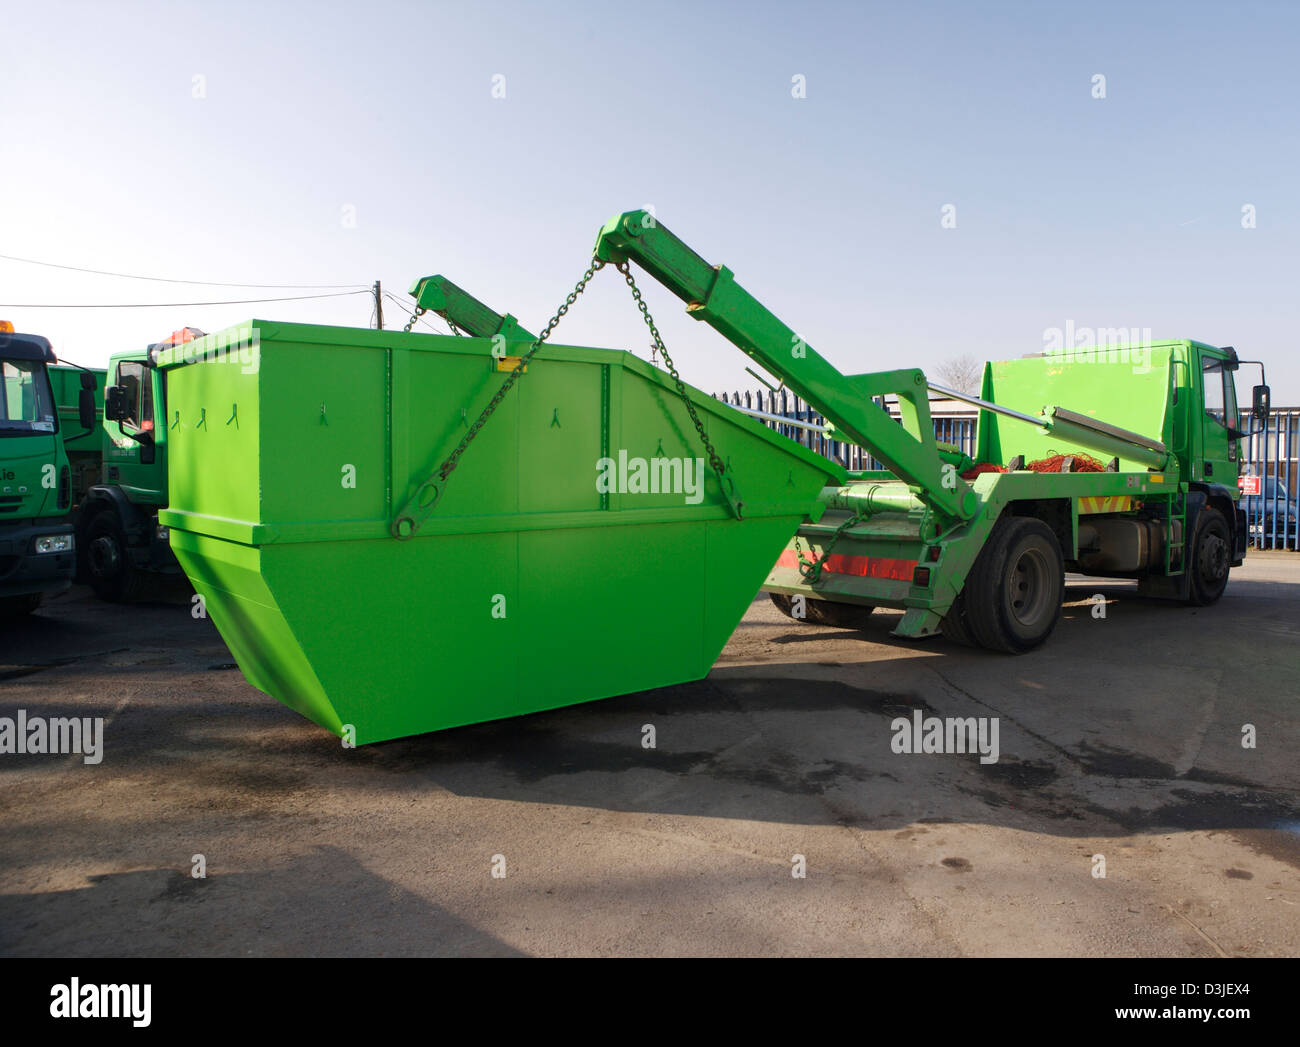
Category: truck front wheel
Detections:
[
  {"x1": 1187, "y1": 507, "x2": 1230, "y2": 606},
  {"x1": 86, "y1": 509, "x2": 144, "y2": 603},
  {"x1": 963, "y1": 516, "x2": 1064, "y2": 653}
]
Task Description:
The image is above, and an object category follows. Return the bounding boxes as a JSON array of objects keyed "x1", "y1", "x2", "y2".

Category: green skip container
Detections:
[{"x1": 156, "y1": 321, "x2": 842, "y2": 744}]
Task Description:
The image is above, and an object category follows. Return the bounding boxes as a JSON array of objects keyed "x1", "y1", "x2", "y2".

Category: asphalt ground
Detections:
[{"x1": 2, "y1": 553, "x2": 1297, "y2": 956}]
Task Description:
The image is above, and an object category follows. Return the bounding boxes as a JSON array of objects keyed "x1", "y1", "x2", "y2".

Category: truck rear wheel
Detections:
[
  {"x1": 770, "y1": 592, "x2": 876, "y2": 630},
  {"x1": 962, "y1": 516, "x2": 1064, "y2": 653},
  {"x1": 1187, "y1": 507, "x2": 1230, "y2": 606},
  {"x1": 940, "y1": 591, "x2": 975, "y2": 647},
  {"x1": 86, "y1": 509, "x2": 145, "y2": 603}
]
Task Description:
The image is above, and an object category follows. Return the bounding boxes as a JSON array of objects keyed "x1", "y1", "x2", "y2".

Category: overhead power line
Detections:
[
  {"x1": 0, "y1": 290, "x2": 371, "y2": 308},
  {"x1": 383, "y1": 291, "x2": 457, "y2": 336},
  {"x1": 0, "y1": 251, "x2": 368, "y2": 290}
]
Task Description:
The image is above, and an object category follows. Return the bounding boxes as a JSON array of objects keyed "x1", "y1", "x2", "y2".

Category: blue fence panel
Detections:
[
  {"x1": 1243, "y1": 408, "x2": 1300, "y2": 550},
  {"x1": 714, "y1": 387, "x2": 976, "y2": 473}
]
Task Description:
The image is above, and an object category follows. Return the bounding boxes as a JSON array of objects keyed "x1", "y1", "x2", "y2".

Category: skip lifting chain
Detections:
[
  {"x1": 794, "y1": 510, "x2": 861, "y2": 585},
  {"x1": 394, "y1": 257, "x2": 742, "y2": 539},
  {"x1": 615, "y1": 262, "x2": 740, "y2": 518}
]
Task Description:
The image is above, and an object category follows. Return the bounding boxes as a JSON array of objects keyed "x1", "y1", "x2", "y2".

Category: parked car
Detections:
[{"x1": 1241, "y1": 476, "x2": 1298, "y2": 548}]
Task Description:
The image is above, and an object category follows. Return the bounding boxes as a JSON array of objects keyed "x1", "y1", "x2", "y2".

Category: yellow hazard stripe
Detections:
[{"x1": 1078, "y1": 496, "x2": 1134, "y2": 514}]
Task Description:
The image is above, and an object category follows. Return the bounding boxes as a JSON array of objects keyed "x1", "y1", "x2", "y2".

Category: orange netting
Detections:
[
  {"x1": 960, "y1": 462, "x2": 1006, "y2": 480},
  {"x1": 960, "y1": 451, "x2": 1108, "y2": 480},
  {"x1": 1026, "y1": 452, "x2": 1106, "y2": 473}
]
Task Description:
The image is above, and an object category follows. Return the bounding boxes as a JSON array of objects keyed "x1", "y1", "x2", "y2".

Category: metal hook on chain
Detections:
[{"x1": 797, "y1": 513, "x2": 861, "y2": 584}]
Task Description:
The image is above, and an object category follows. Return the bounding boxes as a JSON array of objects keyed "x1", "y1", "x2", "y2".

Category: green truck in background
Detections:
[
  {"x1": 0, "y1": 324, "x2": 99, "y2": 617},
  {"x1": 50, "y1": 361, "x2": 108, "y2": 508},
  {"x1": 72, "y1": 328, "x2": 202, "y2": 601}
]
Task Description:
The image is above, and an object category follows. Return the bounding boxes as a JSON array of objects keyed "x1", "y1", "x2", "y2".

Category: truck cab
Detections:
[
  {"x1": 1194, "y1": 344, "x2": 1247, "y2": 491},
  {"x1": 0, "y1": 326, "x2": 83, "y2": 616},
  {"x1": 1159, "y1": 341, "x2": 1265, "y2": 584},
  {"x1": 78, "y1": 336, "x2": 186, "y2": 601}
]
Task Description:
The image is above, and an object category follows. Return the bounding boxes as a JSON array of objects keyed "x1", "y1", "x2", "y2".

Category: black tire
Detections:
[
  {"x1": 962, "y1": 516, "x2": 1064, "y2": 653},
  {"x1": 769, "y1": 591, "x2": 875, "y2": 630},
  {"x1": 86, "y1": 509, "x2": 145, "y2": 603},
  {"x1": 940, "y1": 590, "x2": 975, "y2": 647},
  {"x1": 0, "y1": 593, "x2": 43, "y2": 619},
  {"x1": 1187, "y1": 507, "x2": 1231, "y2": 606}
]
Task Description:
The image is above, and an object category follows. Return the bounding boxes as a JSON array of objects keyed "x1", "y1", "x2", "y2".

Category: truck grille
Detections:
[{"x1": 0, "y1": 495, "x2": 22, "y2": 515}]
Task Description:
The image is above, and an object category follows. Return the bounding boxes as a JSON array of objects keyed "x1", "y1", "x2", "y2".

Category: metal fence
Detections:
[
  {"x1": 1242, "y1": 408, "x2": 1300, "y2": 550},
  {"x1": 713, "y1": 388, "x2": 976, "y2": 472},
  {"x1": 715, "y1": 389, "x2": 1300, "y2": 551}
]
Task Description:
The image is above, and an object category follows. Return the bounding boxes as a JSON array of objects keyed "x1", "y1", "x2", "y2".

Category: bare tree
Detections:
[{"x1": 934, "y1": 354, "x2": 983, "y2": 395}]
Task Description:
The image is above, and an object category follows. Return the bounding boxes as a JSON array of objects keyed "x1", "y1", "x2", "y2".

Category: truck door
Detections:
[
  {"x1": 1198, "y1": 350, "x2": 1240, "y2": 488},
  {"x1": 106, "y1": 359, "x2": 158, "y2": 494}
]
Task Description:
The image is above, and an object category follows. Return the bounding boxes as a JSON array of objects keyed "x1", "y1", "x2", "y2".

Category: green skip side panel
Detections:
[
  {"x1": 157, "y1": 320, "x2": 839, "y2": 744},
  {"x1": 168, "y1": 529, "x2": 343, "y2": 735}
]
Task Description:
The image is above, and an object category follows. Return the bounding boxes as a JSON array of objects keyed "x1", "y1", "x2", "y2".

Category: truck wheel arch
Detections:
[
  {"x1": 1188, "y1": 484, "x2": 1243, "y2": 568},
  {"x1": 80, "y1": 485, "x2": 148, "y2": 535},
  {"x1": 76, "y1": 487, "x2": 147, "y2": 583},
  {"x1": 1185, "y1": 500, "x2": 1232, "y2": 606},
  {"x1": 1005, "y1": 498, "x2": 1074, "y2": 558}
]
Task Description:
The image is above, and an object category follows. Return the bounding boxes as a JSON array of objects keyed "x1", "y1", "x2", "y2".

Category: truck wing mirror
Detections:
[
  {"x1": 1253, "y1": 383, "x2": 1271, "y2": 420},
  {"x1": 104, "y1": 385, "x2": 129, "y2": 422},
  {"x1": 103, "y1": 385, "x2": 153, "y2": 447},
  {"x1": 78, "y1": 388, "x2": 96, "y2": 430}
]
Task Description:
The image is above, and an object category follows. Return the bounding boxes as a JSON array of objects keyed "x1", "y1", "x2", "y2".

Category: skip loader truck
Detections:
[{"x1": 134, "y1": 211, "x2": 1266, "y2": 743}]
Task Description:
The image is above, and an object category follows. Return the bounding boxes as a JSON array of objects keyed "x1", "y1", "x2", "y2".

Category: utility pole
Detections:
[{"x1": 373, "y1": 280, "x2": 383, "y2": 330}]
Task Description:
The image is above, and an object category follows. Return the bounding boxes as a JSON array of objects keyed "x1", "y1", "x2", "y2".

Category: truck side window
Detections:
[
  {"x1": 116, "y1": 361, "x2": 154, "y2": 432},
  {"x1": 1202, "y1": 358, "x2": 1227, "y2": 427}
]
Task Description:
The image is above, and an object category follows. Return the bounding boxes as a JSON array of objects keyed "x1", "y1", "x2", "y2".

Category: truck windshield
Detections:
[{"x1": 0, "y1": 358, "x2": 58, "y2": 434}]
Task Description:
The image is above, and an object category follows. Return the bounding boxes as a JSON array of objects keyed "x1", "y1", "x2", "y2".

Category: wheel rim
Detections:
[
  {"x1": 1006, "y1": 546, "x2": 1052, "y2": 628},
  {"x1": 1198, "y1": 530, "x2": 1229, "y2": 586},
  {"x1": 90, "y1": 534, "x2": 121, "y2": 579}
]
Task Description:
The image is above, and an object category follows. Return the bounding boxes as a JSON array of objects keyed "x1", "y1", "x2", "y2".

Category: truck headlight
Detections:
[
  {"x1": 156, "y1": 525, "x2": 169, "y2": 541},
  {"x1": 34, "y1": 534, "x2": 74, "y2": 554}
]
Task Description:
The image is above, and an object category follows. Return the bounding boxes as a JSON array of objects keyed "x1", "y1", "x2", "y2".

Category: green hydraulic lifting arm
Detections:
[
  {"x1": 408, "y1": 275, "x2": 537, "y2": 341},
  {"x1": 593, "y1": 210, "x2": 979, "y2": 529}
]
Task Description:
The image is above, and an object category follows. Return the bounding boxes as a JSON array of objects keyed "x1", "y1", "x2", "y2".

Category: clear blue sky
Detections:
[{"x1": 3, "y1": 0, "x2": 1297, "y2": 398}]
